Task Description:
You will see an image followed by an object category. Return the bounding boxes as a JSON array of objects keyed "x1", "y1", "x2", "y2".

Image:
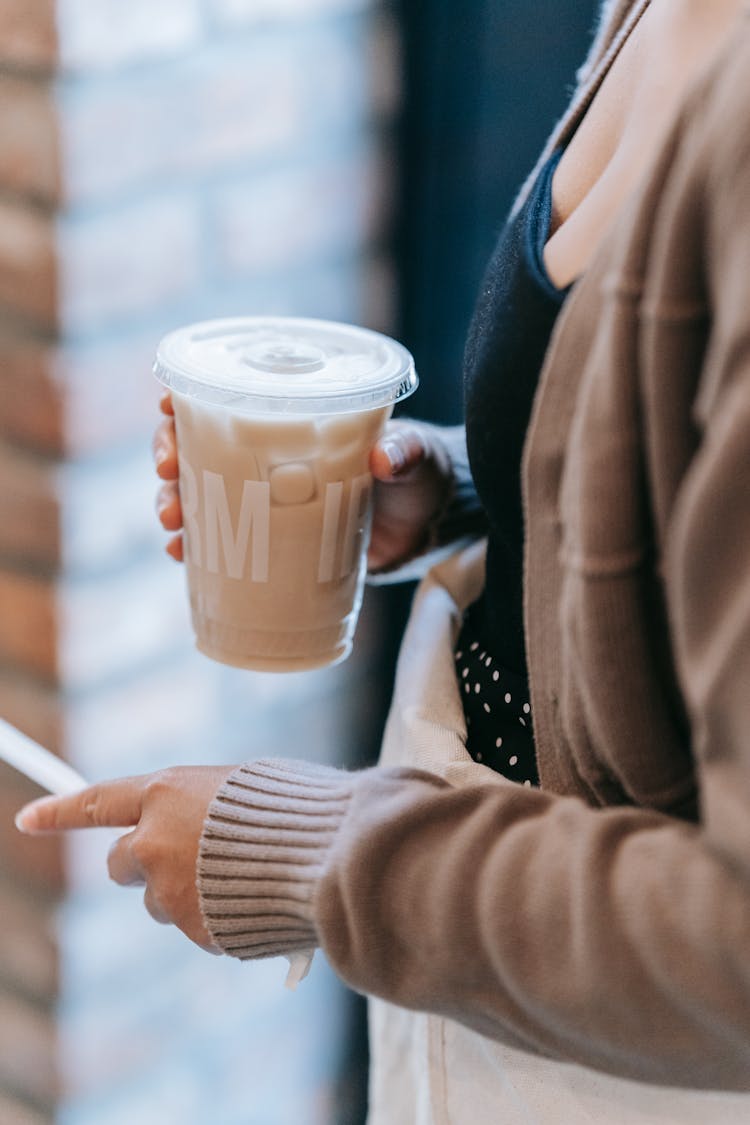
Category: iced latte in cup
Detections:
[{"x1": 153, "y1": 317, "x2": 418, "y2": 672}]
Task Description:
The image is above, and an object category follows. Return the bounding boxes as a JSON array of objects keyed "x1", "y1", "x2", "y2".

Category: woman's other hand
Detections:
[
  {"x1": 154, "y1": 392, "x2": 183, "y2": 562},
  {"x1": 15, "y1": 766, "x2": 236, "y2": 952},
  {"x1": 368, "y1": 420, "x2": 452, "y2": 572}
]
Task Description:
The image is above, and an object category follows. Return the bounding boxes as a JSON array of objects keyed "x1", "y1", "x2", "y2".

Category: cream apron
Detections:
[{"x1": 367, "y1": 542, "x2": 750, "y2": 1124}]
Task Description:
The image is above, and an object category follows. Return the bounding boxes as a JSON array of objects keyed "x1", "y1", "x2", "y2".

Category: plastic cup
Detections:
[{"x1": 153, "y1": 316, "x2": 418, "y2": 672}]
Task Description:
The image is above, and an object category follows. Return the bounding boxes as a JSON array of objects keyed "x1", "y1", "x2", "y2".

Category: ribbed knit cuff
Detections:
[{"x1": 197, "y1": 759, "x2": 355, "y2": 960}]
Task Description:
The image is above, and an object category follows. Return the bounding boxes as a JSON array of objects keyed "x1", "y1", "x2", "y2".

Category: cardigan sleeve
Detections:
[{"x1": 198, "y1": 748, "x2": 750, "y2": 1090}]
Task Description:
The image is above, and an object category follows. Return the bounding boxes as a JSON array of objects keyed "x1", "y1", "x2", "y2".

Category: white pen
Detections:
[{"x1": 0, "y1": 716, "x2": 87, "y2": 797}]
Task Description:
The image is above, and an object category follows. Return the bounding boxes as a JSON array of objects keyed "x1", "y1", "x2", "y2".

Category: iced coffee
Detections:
[{"x1": 153, "y1": 317, "x2": 418, "y2": 671}]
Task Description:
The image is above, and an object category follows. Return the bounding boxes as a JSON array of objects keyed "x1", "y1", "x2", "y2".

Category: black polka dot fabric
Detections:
[{"x1": 454, "y1": 615, "x2": 539, "y2": 787}]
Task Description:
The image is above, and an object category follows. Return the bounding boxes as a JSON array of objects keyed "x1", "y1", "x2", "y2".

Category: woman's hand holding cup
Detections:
[
  {"x1": 154, "y1": 393, "x2": 184, "y2": 562},
  {"x1": 367, "y1": 421, "x2": 453, "y2": 572},
  {"x1": 154, "y1": 393, "x2": 453, "y2": 575}
]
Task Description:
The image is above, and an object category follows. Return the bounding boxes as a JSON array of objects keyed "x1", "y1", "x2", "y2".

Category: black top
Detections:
[{"x1": 462, "y1": 148, "x2": 570, "y2": 679}]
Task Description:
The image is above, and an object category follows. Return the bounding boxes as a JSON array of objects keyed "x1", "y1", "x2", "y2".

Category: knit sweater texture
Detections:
[{"x1": 198, "y1": 0, "x2": 750, "y2": 1089}]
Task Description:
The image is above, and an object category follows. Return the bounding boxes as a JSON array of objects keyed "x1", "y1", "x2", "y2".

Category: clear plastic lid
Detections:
[{"x1": 153, "y1": 316, "x2": 418, "y2": 415}]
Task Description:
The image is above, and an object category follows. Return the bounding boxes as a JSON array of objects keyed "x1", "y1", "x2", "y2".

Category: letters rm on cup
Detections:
[{"x1": 178, "y1": 457, "x2": 373, "y2": 584}]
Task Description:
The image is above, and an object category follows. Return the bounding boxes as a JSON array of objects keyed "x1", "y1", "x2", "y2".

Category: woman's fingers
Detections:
[
  {"x1": 153, "y1": 417, "x2": 178, "y2": 480},
  {"x1": 166, "y1": 534, "x2": 184, "y2": 562},
  {"x1": 16, "y1": 765, "x2": 233, "y2": 955},
  {"x1": 153, "y1": 408, "x2": 184, "y2": 561},
  {"x1": 107, "y1": 831, "x2": 146, "y2": 887},
  {"x1": 143, "y1": 887, "x2": 171, "y2": 925},
  {"x1": 366, "y1": 422, "x2": 452, "y2": 573},
  {"x1": 154, "y1": 398, "x2": 183, "y2": 561},
  {"x1": 370, "y1": 423, "x2": 427, "y2": 481},
  {"x1": 15, "y1": 777, "x2": 148, "y2": 834},
  {"x1": 156, "y1": 481, "x2": 182, "y2": 531}
]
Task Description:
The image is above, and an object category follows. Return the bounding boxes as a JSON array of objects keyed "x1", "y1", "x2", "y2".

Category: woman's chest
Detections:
[{"x1": 545, "y1": 0, "x2": 744, "y2": 289}]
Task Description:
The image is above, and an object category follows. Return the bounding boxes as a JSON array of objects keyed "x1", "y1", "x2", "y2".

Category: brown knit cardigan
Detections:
[{"x1": 197, "y1": 0, "x2": 750, "y2": 1090}]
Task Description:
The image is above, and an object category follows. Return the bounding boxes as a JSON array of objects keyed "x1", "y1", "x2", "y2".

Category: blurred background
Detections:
[{"x1": 0, "y1": 1, "x2": 595, "y2": 1122}]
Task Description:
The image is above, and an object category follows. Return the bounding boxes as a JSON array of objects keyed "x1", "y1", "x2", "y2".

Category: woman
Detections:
[{"x1": 17, "y1": 0, "x2": 750, "y2": 1118}]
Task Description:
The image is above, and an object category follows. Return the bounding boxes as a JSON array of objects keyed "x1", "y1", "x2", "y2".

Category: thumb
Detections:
[{"x1": 370, "y1": 424, "x2": 427, "y2": 480}]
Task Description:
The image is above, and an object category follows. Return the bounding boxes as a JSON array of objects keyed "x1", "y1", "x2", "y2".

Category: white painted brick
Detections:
[
  {"x1": 211, "y1": 0, "x2": 372, "y2": 27},
  {"x1": 58, "y1": 896, "x2": 349, "y2": 1121},
  {"x1": 0, "y1": 439, "x2": 164, "y2": 573},
  {"x1": 213, "y1": 145, "x2": 393, "y2": 276},
  {"x1": 0, "y1": 2, "x2": 397, "y2": 1120},
  {"x1": 58, "y1": 49, "x2": 298, "y2": 205},
  {"x1": 58, "y1": 555, "x2": 192, "y2": 690},
  {"x1": 58, "y1": 196, "x2": 201, "y2": 332},
  {"x1": 66, "y1": 655, "x2": 218, "y2": 781},
  {"x1": 0, "y1": 18, "x2": 399, "y2": 205},
  {"x1": 0, "y1": 555, "x2": 190, "y2": 688},
  {"x1": 55, "y1": 21, "x2": 392, "y2": 207},
  {"x1": 0, "y1": 654, "x2": 217, "y2": 782},
  {"x1": 57, "y1": 0, "x2": 203, "y2": 73},
  {"x1": 0, "y1": 324, "x2": 162, "y2": 457},
  {"x1": 294, "y1": 21, "x2": 372, "y2": 138},
  {"x1": 196, "y1": 254, "x2": 386, "y2": 328},
  {"x1": 56, "y1": 331, "x2": 163, "y2": 457},
  {"x1": 60, "y1": 445, "x2": 163, "y2": 573}
]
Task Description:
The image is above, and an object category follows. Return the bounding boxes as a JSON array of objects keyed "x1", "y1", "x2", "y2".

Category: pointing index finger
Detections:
[{"x1": 16, "y1": 776, "x2": 147, "y2": 834}]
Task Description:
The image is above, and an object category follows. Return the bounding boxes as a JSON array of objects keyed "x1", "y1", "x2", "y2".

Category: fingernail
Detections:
[
  {"x1": 15, "y1": 796, "x2": 54, "y2": 833},
  {"x1": 380, "y1": 440, "x2": 406, "y2": 475},
  {"x1": 154, "y1": 442, "x2": 168, "y2": 466}
]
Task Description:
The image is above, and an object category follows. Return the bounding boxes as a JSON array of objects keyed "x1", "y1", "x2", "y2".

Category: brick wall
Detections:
[{"x1": 0, "y1": 1, "x2": 400, "y2": 1121}]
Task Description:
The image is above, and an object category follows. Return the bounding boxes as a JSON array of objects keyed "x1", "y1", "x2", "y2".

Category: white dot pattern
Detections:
[{"x1": 454, "y1": 616, "x2": 538, "y2": 787}]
